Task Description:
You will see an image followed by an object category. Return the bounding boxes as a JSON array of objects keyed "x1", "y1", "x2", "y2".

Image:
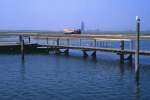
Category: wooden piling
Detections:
[
  {"x1": 120, "y1": 40, "x2": 124, "y2": 63},
  {"x1": 20, "y1": 36, "x2": 24, "y2": 59},
  {"x1": 135, "y1": 16, "x2": 140, "y2": 81},
  {"x1": 64, "y1": 49, "x2": 69, "y2": 55},
  {"x1": 91, "y1": 51, "x2": 96, "y2": 58},
  {"x1": 83, "y1": 50, "x2": 88, "y2": 57}
]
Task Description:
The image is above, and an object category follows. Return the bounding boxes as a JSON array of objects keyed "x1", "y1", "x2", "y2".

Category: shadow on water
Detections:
[
  {"x1": 119, "y1": 62, "x2": 125, "y2": 77},
  {"x1": 119, "y1": 60, "x2": 135, "y2": 76}
]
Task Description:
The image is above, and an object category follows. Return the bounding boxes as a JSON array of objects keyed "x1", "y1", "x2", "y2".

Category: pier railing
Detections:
[{"x1": 0, "y1": 33, "x2": 150, "y2": 57}]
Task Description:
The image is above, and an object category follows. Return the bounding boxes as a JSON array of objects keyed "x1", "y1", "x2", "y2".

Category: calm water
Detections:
[{"x1": 0, "y1": 52, "x2": 150, "y2": 100}]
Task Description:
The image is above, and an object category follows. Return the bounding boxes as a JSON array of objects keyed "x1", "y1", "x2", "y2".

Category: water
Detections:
[
  {"x1": 0, "y1": 35, "x2": 150, "y2": 100},
  {"x1": 0, "y1": 53, "x2": 150, "y2": 100}
]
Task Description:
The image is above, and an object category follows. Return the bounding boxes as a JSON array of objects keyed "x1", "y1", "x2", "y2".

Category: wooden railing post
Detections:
[
  {"x1": 57, "y1": 38, "x2": 59, "y2": 46},
  {"x1": 19, "y1": 35, "x2": 22, "y2": 44},
  {"x1": 67, "y1": 39, "x2": 69, "y2": 46},
  {"x1": 94, "y1": 39, "x2": 96, "y2": 47},
  {"x1": 29, "y1": 36, "x2": 31, "y2": 43},
  {"x1": 80, "y1": 39, "x2": 81, "y2": 46},
  {"x1": 120, "y1": 40, "x2": 124, "y2": 63},
  {"x1": 20, "y1": 35, "x2": 24, "y2": 60},
  {"x1": 46, "y1": 37, "x2": 49, "y2": 45}
]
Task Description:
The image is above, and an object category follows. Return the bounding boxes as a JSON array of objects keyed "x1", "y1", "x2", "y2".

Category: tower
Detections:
[{"x1": 81, "y1": 21, "x2": 85, "y2": 32}]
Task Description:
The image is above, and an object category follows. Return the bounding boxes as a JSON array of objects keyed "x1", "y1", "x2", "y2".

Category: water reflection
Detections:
[
  {"x1": 20, "y1": 58, "x2": 26, "y2": 80},
  {"x1": 135, "y1": 78, "x2": 141, "y2": 100},
  {"x1": 17, "y1": 54, "x2": 145, "y2": 100},
  {"x1": 119, "y1": 62, "x2": 125, "y2": 77}
]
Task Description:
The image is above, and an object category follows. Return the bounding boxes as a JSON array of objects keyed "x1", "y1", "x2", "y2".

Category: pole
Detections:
[
  {"x1": 135, "y1": 16, "x2": 140, "y2": 81},
  {"x1": 120, "y1": 40, "x2": 124, "y2": 63}
]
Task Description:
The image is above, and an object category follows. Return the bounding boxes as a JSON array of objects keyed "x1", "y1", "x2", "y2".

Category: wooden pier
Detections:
[{"x1": 0, "y1": 33, "x2": 150, "y2": 63}]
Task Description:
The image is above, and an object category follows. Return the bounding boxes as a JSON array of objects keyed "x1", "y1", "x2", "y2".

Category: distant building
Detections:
[{"x1": 81, "y1": 21, "x2": 85, "y2": 32}]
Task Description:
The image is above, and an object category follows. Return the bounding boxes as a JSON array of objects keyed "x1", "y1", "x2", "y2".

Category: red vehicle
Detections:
[{"x1": 64, "y1": 29, "x2": 81, "y2": 34}]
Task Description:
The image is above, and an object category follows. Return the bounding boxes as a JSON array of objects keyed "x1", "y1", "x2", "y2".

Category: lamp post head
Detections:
[{"x1": 136, "y1": 16, "x2": 140, "y2": 21}]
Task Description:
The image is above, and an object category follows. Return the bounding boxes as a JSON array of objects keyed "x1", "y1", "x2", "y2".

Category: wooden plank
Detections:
[{"x1": 1, "y1": 33, "x2": 150, "y2": 40}]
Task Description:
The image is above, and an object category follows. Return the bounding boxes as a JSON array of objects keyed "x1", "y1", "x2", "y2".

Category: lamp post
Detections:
[{"x1": 135, "y1": 16, "x2": 140, "y2": 81}]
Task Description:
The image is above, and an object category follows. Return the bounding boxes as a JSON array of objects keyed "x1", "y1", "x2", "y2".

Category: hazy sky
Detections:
[{"x1": 0, "y1": 0, "x2": 149, "y2": 31}]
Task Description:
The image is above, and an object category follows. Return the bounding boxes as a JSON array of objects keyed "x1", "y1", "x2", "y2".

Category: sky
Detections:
[{"x1": 0, "y1": 0, "x2": 149, "y2": 31}]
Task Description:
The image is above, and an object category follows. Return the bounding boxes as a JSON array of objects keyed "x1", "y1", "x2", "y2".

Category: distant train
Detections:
[{"x1": 64, "y1": 28, "x2": 81, "y2": 34}]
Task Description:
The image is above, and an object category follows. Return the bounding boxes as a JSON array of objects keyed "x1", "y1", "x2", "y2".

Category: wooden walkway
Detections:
[
  {"x1": 1, "y1": 33, "x2": 150, "y2": 40},
  {"x1": 0, "y1": 43, "x2": 150, "y2": 56},
  {"x1": 0, "y1": 33, "x2": 150, "y2": 63},
  {"x1": 38, "y1": 45, "x2": 150, "y2": 56}
]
